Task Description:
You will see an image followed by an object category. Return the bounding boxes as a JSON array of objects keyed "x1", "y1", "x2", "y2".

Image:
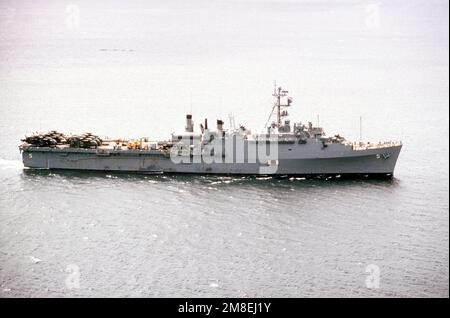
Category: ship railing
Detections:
[{"x1": 352, "y1": 141, "x2": 402, "y2": 151}]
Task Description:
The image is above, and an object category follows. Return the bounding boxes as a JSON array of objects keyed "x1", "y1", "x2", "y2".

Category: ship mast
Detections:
[
  {"x1": 272, "y1": 84, "x2": 292, "y2": 128},
  {"x1": 264, "y1": 83, "x2": 293, "y2": 130}
]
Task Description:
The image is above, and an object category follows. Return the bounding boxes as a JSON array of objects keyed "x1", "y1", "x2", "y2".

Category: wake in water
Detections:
[{"x1": 0, "y1": 158, "x2": 23, "y2": 170}]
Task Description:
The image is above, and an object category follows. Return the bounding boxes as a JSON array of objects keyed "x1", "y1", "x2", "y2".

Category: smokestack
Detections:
[
  {"x1": 185, "y1": 114, "x2": 193, "y2": 132},
  {"x1": 204, "y1": 118, "x2": 208, "y2": 130},
  {"x1": 217, "y1": 119, "x2": 223, "y2": 131}
]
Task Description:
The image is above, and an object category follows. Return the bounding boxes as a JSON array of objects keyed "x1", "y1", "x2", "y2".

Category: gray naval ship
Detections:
[{"x1": 20, "y1": 86, "x2": 402, "y2": 178}]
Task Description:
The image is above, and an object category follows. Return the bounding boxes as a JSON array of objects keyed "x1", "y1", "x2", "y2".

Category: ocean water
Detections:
[{"x1": 0, "y1": 0, "x2": 448, "y2": 297}]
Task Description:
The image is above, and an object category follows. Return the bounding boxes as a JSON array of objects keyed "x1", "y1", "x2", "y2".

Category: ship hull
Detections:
[{"x1": 21, "y1": 144, "x2": 402, "y2": 177}]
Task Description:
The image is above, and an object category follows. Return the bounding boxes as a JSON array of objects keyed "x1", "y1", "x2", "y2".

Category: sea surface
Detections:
[{"x1": 0, "y1": 0, "x2": 448, "y2": 297}]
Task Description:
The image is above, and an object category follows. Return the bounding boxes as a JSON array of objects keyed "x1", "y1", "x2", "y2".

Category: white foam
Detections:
[
  {"x1": 0, "y1": 158, "x2": 23, "y2": 170},
  {"x1": 29, "y1": 256, "x2": 42, "y2": 264}
]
